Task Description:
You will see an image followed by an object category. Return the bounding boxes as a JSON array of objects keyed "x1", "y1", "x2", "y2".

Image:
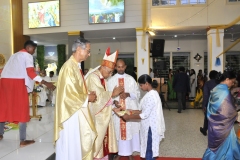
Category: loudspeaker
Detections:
[
  {"x1": 151, "y1": 39, "x2": 165, "y2": 57},
  {"x1": 153, "y1": 61, "x2": 166, "y2": 70}
]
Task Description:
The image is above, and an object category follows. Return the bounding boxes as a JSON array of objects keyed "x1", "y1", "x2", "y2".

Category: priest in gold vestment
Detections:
[
  {"x1": 85, "y1": 48, "x2": 124, "y2": 160},
  {"x1": 54, "y1": 38, "x2": 97, "y2": 160}
]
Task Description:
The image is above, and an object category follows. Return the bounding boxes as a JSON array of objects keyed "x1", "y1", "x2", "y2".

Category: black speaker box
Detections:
[
  {"x1": 153, "y1": 61, "x2": 166, "y2": 70},
  {"x1": 151, "y1": 39, "x2": 165, "y2": 57}
]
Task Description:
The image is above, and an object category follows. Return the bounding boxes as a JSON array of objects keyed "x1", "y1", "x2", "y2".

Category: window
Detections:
[
  {"x1": 152, "y1": 0, "x2": 177, "y2": 6},
  {"x1": 225, "y1": 51, "x2": 240, "y2": 71},
  {"x1": 181, "y1": 0, "x2": 206, "y2": 5},
  {"x1": 152, "y1": 0, "x2": 206, "y2": 6},
  {"x1": 172, "y1": 52, "x2": 190, "y2": 72},
  {"x1": 153, "y1": 53, "x2": 170, "y2": 80},
  {"x1": 204, "y1": 52, "x2": 208, "y2": 73}
]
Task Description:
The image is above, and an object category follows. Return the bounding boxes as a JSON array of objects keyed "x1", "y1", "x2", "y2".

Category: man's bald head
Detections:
[
  {"x1": 116, "y1": 59, "x2": 125, "y2": 66},
  {"x1": 116, "y1": 59, "x2": 126, "y2": 75}
]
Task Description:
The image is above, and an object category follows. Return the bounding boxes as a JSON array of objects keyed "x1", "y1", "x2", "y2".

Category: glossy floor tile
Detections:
[{"x1": 0, "y1": 103, "x2": 239, "y2": 160}]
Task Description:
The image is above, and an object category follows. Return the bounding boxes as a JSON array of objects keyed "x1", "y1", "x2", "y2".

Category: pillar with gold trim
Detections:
[
  {"x1": 207, "y1": 29, "x2": 224, "y2": 72},
  {"x1": 136, "y1": 29, "x2": 150, "y2": 79}
]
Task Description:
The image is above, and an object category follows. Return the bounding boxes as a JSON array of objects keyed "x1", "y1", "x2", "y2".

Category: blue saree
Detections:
[{"x1": 203, "y1": 84, "x2": 240, "y2": 160}]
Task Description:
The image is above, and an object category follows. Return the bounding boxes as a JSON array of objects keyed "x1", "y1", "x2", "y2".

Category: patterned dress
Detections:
[
  {"x1": 203, "y1": 84, "x2": 240, "y2": 160},
  {"x1": 139, "y1": 90, "x2": 165, "y2": 158}
]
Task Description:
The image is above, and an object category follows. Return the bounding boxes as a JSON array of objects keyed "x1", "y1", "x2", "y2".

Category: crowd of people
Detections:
[
  {"x1": 53, "y1": 38, "x2": 165, "y2": 160},
  {"x1": 166, "y1": 67, "x2": 240, "y2": 159},
  {"x1": 0, "y1": 38, "x2": 240, "y2": 160}
]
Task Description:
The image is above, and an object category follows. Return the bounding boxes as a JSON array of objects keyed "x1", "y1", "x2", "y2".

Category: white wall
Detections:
[
  {"x1": 151, "y1": 0, "x2": 240, "y2": 28},
  {"x1": 0, "y1": 0, "x2": 12, "y2": 62},
  {"x1": 84, "y1": 41, "x2": 136, "y2": 69},
  {"x1": 22, "y1": 0, "x2": 142, "y2": 35}
]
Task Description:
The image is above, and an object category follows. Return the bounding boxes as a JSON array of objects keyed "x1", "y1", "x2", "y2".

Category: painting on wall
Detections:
[
  {"x1": 44, "y1": 46, "x2": 58, "y2": 76},
  {"x1": 28, "y1": 0, "x2": 60, "y2": 28},
  {"x1": 44, "y1": 46, "x2": 58, "y2": 66},
  {"x1": 89, "y1": 0, "x2": 125, "y2": 24}
]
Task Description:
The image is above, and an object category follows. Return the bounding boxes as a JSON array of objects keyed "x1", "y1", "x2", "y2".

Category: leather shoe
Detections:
[
  {"x1": 0, "y1": 135, "x2": 3, "y2": 140},
  {"x1": 177, "y1": 111, "x2": 181, "y2": 113},
  {"x1": 200, "y1": 127, "x2": 207, "y2": 136},
  {"x1": 20, "y1": 140, "x2": 35, "y2": 147}
]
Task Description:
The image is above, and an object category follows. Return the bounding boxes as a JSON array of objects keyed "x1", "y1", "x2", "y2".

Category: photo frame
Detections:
[
  {"x1": 89, "y1": 0, "x2": 125, "y2": 24},
  {"x1": 28, "y1": 0, "x2": 60, "y2": 28}
]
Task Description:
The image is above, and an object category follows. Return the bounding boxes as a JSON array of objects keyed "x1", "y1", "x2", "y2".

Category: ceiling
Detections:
[{"x1": 29, "y1": 25, "x2": 240, "y2": 45}]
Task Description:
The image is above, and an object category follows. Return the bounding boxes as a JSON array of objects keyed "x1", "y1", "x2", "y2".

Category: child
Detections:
[{"x1": 121, "y1": 74, "x2": 165, "y2": 160}]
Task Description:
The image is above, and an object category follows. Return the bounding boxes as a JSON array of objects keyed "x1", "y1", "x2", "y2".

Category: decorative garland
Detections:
[
  {"x1": 57, "y1": 44, "x2": 66, "y2": 74},
  {"x1": 37, "y1": 45, "x2": 45, "y2": 70}
]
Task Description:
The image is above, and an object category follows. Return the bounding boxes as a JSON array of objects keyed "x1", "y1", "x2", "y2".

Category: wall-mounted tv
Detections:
[
  {"x1": 89, "y1": 0, "x2": 125, "y2": 24},
  {"x1": 28, "y1": 0, "x2": 60, "y2": 29}
]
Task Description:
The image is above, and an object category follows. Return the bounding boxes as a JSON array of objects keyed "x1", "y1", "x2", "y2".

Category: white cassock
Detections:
[
  {"x1": 48, "y1": 75, "x2": 58, "y2": 105},
  {"x1": 37, "y1": 76, "x2": 51, "y2": 106},
  {"x1": 107, "y1": 73, "x2": 140, "y2": 156}
]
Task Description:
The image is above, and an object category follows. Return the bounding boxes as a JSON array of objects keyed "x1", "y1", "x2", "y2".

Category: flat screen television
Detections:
[
  {"x1": 89, "y1": 0, "x2": 125, "y2": 24},
  {"x1": 28, "y1": 0, "x2": 60, "y2": 28}
]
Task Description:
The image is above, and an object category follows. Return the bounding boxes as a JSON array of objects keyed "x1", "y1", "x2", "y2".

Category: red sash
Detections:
[{"x1": 119, "y1": 78, "x2": 127, "y2": 140}]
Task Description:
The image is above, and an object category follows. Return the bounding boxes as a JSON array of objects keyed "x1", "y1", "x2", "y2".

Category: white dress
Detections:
[
  {"x1": 48, "y1": 75, "x2": 58, "y2": 104},
  {"x1": 139, "y1": 90, "x2": 165, "y2": 158},
  {"x1": 37, "y1": 76, "x2": 50, "y2": 106},
  {"x1": 189, "y1": 74, "x2": 196, "y2": 98},
  {"x1": 107, "y1": 73, "x2": 141, "y2": 156}
]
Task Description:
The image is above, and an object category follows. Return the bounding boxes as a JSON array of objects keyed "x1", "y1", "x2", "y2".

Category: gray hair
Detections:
[{"x1": 72, "y1": 38, "x2": 90, "y2": 53}]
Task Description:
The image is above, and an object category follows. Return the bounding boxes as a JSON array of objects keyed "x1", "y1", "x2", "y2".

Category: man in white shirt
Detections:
[
  {"x1": 149, "y1": 68, "x2": 154, "y2": 78},
  {"x1": 0, "y1": 40, "x2": 55, "y2": 147},
  {"x1": 48, "y1": 71, "x2": 58, "y2": 106},
  {"x1": 108, "y1": 59, "x2": 140, "y2": 160},
  {"x1": 37, "y1": 70, "x2": 50, "y2": 107}
]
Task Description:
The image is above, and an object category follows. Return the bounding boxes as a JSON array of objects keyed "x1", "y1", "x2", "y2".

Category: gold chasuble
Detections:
[
  {"x1": 85, "y1": 69, "x2": 118, "y2": 158},
  {"x1": 54, "y1": 56, "x2": 97, "y2": 160},
  {"x1": 118, "y1": 78, "x2": 127, "y2": 140}
]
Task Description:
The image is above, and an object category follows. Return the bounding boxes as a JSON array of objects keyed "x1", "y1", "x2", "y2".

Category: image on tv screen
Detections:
[
  {"x1": 28, "y1": 0, "x2": 60, "y2": 28},
  {"x1": 89, "y1": 0, "x2": 125, "y2": 24}
]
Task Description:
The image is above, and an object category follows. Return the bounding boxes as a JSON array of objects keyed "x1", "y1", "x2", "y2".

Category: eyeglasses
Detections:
[
  {"x1": 85, "y1": 48, "x2": 90, "y2": 54},
  {"x1": 104, "y1": 67, "x2": 113, "y2": 75}
]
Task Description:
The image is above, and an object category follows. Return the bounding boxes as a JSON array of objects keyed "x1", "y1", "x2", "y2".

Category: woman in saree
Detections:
[
  {"x1": 168, "y1": 69, "x2": 176, "y2": 100},
  {"x1": 203, "y1": 70, "x2": 240, "y2": 160}
]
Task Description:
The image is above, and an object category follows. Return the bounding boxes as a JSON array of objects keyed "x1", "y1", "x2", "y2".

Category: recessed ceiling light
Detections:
[
  {"x1": 174, "y1": 35, "x2": 177, "y2": 37},
  {"x1": 113, "y1": 37, "x2": 115, "y2": 39},
  {"x1": 148, "y1": 31, "x2": 155, "y2": 36}
]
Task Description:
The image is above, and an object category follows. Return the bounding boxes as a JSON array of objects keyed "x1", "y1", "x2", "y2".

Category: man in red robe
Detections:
[{"x1": 0, "y1": 40, "x2": 55, "y2": 147}]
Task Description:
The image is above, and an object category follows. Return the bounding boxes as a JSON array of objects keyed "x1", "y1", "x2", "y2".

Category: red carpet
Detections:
[{"x1": 119, "y1": 155, "x2": 201, "y2": 160}]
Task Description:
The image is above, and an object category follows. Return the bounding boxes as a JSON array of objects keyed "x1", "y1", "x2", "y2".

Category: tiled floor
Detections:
[{"x1": 0, "y1": 103, "x2": 239, "y2": 160}]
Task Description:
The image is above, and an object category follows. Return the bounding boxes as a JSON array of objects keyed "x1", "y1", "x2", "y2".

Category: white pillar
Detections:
[
  {"x1": 207, "y1": 29, "x2": 224, "y2": 72},
  {"x1": 136, "y1": 29, "x2": 150, "y2": 79}
]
